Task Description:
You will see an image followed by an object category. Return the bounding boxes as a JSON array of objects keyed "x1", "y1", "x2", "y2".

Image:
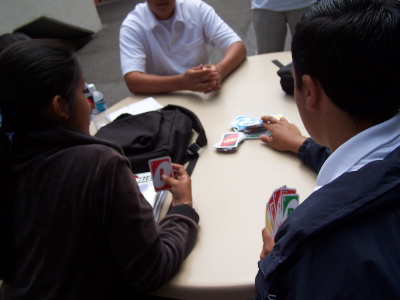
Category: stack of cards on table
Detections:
[
  {"x1": 213, "y1": 132, "x2": 246, "y2": 153},
  {"x1": 230, "y1": 115, "x2": 271, "y2": 139},
  {"x1": 266, "y1": 185, "x2": 299, "y2": 237}
]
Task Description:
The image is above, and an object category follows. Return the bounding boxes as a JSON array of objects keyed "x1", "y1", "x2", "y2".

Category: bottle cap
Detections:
[{"x1": 87, "y1": 83, "x2": 96, "y2": 94}]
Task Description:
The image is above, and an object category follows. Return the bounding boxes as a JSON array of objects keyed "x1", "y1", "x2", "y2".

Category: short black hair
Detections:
[{"x1": 292, "y1": 0, "x2": 400, "y2": 123}]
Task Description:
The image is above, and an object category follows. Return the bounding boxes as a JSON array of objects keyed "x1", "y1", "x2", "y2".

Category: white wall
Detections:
[{"x1": 0, "y1": 0, "x2": 102, "y2": 35}]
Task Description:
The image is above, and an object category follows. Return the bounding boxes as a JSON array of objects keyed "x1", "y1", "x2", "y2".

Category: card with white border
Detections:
[{"x1": 148, "y1": 156, "x2": 173, "y2": 192}]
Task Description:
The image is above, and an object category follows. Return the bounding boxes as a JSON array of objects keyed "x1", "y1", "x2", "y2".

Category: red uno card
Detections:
[
  {"x1": 148, "y1": 156, "x2": 173, "y2": 192},
  {"x1": 219, "y1": 132, "x2": 240, "y2": 148}
]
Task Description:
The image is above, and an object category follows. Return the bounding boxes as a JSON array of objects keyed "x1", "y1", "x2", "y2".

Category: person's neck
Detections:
[
  {"x1": 154, "y1": 8, "x2": 175, "y2": 21},
  {"x1": 326, "y1": 113, "x2": 375, "y2": 152}
]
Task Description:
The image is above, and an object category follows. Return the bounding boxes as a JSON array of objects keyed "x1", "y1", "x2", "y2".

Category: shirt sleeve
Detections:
[
  {"x1": 99, "y1": 153, "x2": 199, "y2": 292},
  {"x1": 119, "y1": 21, "x2": 147, "y2": 76},
  {"x1": 199, "y1": 1, "x2": 242, "y2": 53},
  {"x1": 297, "y1": 138, "x2": 331, "y2": 173}
]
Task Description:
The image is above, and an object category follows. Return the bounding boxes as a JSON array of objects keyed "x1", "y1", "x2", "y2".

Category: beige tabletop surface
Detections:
[{"x1": 91, "y1": 52, "x2": 317, "y2": 300}]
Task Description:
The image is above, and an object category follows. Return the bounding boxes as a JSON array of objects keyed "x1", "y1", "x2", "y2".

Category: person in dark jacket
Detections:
[
  {"x1": 0, "y1": 39, "x2": 199, "y2": 299},
  {"x1": 0, "y1": 31, "x2": 31, "y2": 286},
  {"x1": 0, "y1": 32, "x2": 31, "y2": 128},
  {"x1": 255, "y1": 0, "x2": 400, "y2": 298}
]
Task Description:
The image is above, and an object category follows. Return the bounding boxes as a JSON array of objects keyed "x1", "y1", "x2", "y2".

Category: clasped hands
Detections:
[{"x1": 183, "y1": 64, "x2": 222, "y2": 93}]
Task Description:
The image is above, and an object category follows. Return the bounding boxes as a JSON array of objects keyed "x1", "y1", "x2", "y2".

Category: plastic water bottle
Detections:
[
  {"x1": 87, "y1": 83, "x2": 110, "y2": 129},
  {"x1": 84, "y1": 82, "x2": 95, "y2": 109}
]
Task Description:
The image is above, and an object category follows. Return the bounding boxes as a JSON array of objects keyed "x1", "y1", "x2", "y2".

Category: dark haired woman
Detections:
[{"x1": 0, "y1": 39, "x2": 199, "y2": 299}]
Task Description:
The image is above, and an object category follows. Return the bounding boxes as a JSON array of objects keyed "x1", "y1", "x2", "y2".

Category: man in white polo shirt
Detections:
[{"x1": 120, "y1": 0, "x2": 246, "y2": 94}]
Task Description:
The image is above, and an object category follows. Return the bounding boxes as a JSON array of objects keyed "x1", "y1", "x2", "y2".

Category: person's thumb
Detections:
[{"x1": 161, "y1": 174, "x2": 175, "y2": 186}]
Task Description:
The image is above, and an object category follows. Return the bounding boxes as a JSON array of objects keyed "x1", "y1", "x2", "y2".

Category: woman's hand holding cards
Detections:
[
  {"x1": 259, "y1": 116, "x2": 307, "y2": 154},
  {"x1": 162, "y1": 163, "x2": 193, "y2": 207}
]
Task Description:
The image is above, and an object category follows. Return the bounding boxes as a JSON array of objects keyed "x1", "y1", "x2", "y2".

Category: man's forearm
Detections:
[
  {"x1": 124, "y1": 71, "x2": 184, "y2": 94},
  {"x1": 216, "y1": 41, "x2": 247, "y2": 81}
]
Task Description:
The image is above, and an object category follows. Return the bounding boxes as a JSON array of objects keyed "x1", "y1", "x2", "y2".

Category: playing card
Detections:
[
  {"x1": 148, "y1": 156, "x2": 173, "y2": 192},
  {"x1": 213, "y1": 132, "x2": 245, "y2": 153},
  {"x1": 229, "y1": 115, "x2": 288, "y2": 140},
  {"x1": 219, "y1": 132, "x2": 241, "y2": 148},
  {"x1": 236, "y1": 118, "x2": 263, "y2": 131},
  {"x1": 266, "y1": 198, "x2": 276, "y2": 236},
  {"x1": 229, "y1": 115, "x2": 253, "y2": 128},
  {"x1": 272, "y1": 114, "x2": 284, "y2": 120},
  {"x1": 265, "y1": 205, "x2": 275, "y2": 236},
  {"x1": 266, "y1": 186, "x2": 299, "y2": 237},
  {"x1": 282, "y1": 194, "x2": 299, "y2": 220},
  {"x1": 233, "y1": 127, "x2": 271, "y2": 139}
]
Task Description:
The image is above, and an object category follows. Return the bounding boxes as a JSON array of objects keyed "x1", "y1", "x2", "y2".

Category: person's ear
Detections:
[
  {"x1": 302, "y1": 75, "x2": 322, "y2": 110},
  {"x1": 48, "y1": 95, "x2": 70, "y2": 122}
]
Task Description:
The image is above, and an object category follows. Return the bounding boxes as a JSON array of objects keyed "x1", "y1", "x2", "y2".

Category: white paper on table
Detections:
[{"x1": 108, "y1": 97, "x2": 163, "y2": 121}]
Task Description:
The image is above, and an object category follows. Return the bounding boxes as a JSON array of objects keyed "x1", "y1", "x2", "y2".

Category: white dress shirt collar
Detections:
[{"x1": 315, "y1": 112, "x2": 400, "y2": 191}]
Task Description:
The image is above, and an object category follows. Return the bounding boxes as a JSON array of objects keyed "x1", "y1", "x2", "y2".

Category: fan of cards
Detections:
[{"x1": 266, "y1": 186, "x2": 299, "y2": 237}]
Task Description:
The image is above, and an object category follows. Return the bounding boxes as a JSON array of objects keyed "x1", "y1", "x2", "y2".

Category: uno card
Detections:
[
  {"x1": 219, "y1": 132, "x2": 241, "y2": 148},
  {"x1": 229, "y1": 115, "x2": 253, "y2": 128},
  {"x1": 266, "y1": 198, "x2": 276, "y2": 236},
  {"x1": 229, "y1": 115, "x2": 263, "y2": 131},
  {"x1": 148, "y1": 156, "x2": 173, "y2": 192},
  {"x1": 282, "y1": 194, "x2": 299, "y2": 220},
  {"x1": 236, "y1": 117, "x2": 263, "y2": 131},
  {"x1": 233, "y1": 127, "x2": 271, "y2": 139},
  {"x1": 265, "y1": 211, "x2": 274, "y2": 236},
  {"x1": 272, "y1": 114, "x2": 284, "y2": 120},
  {"x1": 213, "y1": 132, "x2": 245, "y2": 153}
]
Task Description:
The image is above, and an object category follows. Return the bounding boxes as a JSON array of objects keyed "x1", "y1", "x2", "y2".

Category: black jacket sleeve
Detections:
[{"x1": 297, "y1": 138, "x2": 331, "y2": 173}]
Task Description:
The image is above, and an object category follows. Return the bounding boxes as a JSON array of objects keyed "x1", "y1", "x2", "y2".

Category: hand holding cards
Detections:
[
  {"x1": 266, "y1": 186, "x2": 299, "y2": 237},
  {"x1": 148, "y1": 158, "x2": 194, "y2": 209},
  {"x1": 214, "y1": 114, "x2": 287, "y2": 153},
  {"x1": 148, "y1": 156, "x2": 173, "y2": 192}
]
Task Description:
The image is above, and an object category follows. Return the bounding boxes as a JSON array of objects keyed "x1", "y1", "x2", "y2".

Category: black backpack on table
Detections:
[
  {"x1": 272, "y1": 60, "x2": 294, "y2": 95},
  {"x1": 95, "y1": 104, "x2": 207, "y2": 175}
]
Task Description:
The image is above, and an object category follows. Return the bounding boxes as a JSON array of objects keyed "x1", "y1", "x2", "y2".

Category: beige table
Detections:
[{"x1": 91, "y1": 52, "x2": 317, "y2": 300}]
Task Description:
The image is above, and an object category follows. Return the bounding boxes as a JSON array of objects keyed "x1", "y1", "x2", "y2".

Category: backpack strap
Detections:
[
  {"x1": 272, "y1": 59, "x2": 285, "y2": 69},
  {"x1": 162, "y1": 105, "x2": 207, "y2": 175},
  {"x1": 272, "y1": 60, "x2": 294, "y2": 95}
]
